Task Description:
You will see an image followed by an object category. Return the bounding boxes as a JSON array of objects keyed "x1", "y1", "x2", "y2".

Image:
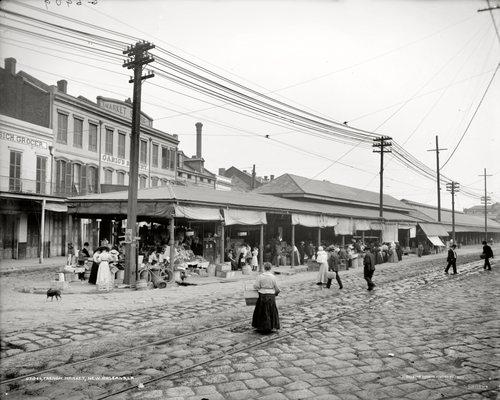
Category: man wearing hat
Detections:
[
  {"x1": 326, "y1": 247, "x2": 343, "y2": 289},
  {"x1": 445, "y1": 244, "x2": 458, "y2": 274}
]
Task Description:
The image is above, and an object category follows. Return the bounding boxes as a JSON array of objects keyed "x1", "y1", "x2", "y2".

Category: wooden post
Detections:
[
  {"x1": 259, "y1": 224, "x2": 264, "y2": 272},
  {"x1": 317, "y1": 227, "x2": 321, "y2": 247},
  {"x1": 220, "y1": 222, "x2": 225, "y2": 264},
  {"x1": 361, "y1": 231, "x2": 365, "y2": 244},
  {"x1": 39, "y1": 199, "x2": 46, "y2": 264},
  {"x1": 169, "y1": 216, "x2": 175, "y2": 279},
  {"x1": 291, "y1": 224, "x2": 295, "y2": 267}
]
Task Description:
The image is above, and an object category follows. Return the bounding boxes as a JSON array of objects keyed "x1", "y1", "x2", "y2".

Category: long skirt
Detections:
[
  {"x1": 252, "y1": 293, "x2": 280, "y2": 331},
  {"x1": 317, "y1": 262, "x2": 328, "y2": 283},
  {"x1": 88, "y1": 261, "x2": 99, "y2": 284},
  {"x1": 96, "y1": 262, "x2": 114, "y2": 291}
]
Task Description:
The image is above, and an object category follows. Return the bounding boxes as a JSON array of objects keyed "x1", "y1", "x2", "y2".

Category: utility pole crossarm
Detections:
[
  {"x1": 427, "y1": 135, "x2": 447, "y2": 222},
  {"x1": 479, "y1": 168, "x2": 493, "y2": 241},
  {"x1": 446, "y1": 181, "x2": 460, "y2": 243},
  {"x1": 372, "y1": 136, "x2": 393, "y2": 218}
]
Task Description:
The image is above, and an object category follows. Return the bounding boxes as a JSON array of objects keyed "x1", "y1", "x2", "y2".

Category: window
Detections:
[
  {"x1": 187, "y1": 174, "x2": 192, "y2": 179},
  {"x1": 161, "y1": 146, "x2": 169, "y2": 169},
  {"x1": 55, "y1": 159, "x2": 71, "y2": 195},
  {"x1": 118, "y1": 132, "x2": 126, "y2": 158},
  {"x1": 87, "y1": 166, "x2": 98, "y2": 193},
  {"x1": 139, "y1": 175, "x2": 147, "y2": 189},
  {"x1": 169, "y1": 149, "x2": 176, "y2": 170},
  {"x1": 88, "y1": 122, "x2": 98, "y2": 152},
  {"x1": 104, "y1": 169, "x2": 113, "y2": 184},
  {"x1": 9, "y1": 151, "x2": 22, "y2": 192},
  {"x1": 178, "y1": 172, "x2": 183, "y2": 177},
  {"x1": 73, "y1": 163, "x2": 82, "y2": 194},
  {"x1": 73, "y1": 118, "x2": 83, "y2": 148},
  {"x1": 151, "y1": 176, "x2": 159, "y2": 187},
  {"x1": 105, "y1": 128, "x2": 114, "y2": 155},
  {"x1": 57, "y1": 112, "x2": 68, "y2": 144},
  {"x1": 36, "y1": 156, "x2": 47, "y2": 194},
  {"x1": 161, "y1": 179, "x2": 169, "y2": 186},
  {"x1": 140, "y1": 140, "x2": 148, "y2": 164},
  {"x1": 200, "y1": 177, "x2": 204, "y2": 182},
  {"x1": 117, "y1": 171, "x2": 125, "y2": 185},
  {"x1": 152, "y1": 144, "x2": 159, "y2": 167}
]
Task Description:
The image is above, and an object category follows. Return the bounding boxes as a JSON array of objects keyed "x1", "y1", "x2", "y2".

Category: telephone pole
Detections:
[
  {"x1": 251, "y1": 164, "x2": 256, "y2": 189},
  {"x1": 122, "y1": 41, "x2": 155, "y2": 286},
  {"x1": 446, "y1": 181, "x2": 460, "y2": 243},
  {"x1": 427, "y1": 135, "x2": 447, "y2": 222},
  {"x1": 479, "y1": 168, "x2": 492, "y2": 241},
  {"x1": 373, "y1": 136, "x2": 393, "y2": 218}
]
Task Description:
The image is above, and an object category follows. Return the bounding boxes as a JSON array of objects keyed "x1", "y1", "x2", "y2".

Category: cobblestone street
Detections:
[{"x1": 1, "y1": 252, "x2": 498, "y2": 399}]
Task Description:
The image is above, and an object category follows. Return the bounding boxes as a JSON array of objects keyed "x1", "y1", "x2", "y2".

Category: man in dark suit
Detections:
[
  {"x1": 482, "y1": 241, "x2": 494, "y2": 270},
  {"x1": 363, "y1": 248, "x2": 376, "y2": 290},
  {"x1": 445, "y1": 244, "x2": 458, "y2": 274},
  {"x1": 326, "y1": 247, "x2": 343, "y2": 289}
]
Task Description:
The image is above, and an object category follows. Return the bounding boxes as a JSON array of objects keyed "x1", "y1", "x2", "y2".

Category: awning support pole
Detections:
[
  {"x1": 259, "y1": 224, "x2": 264, "y2": 272},
  {"x1": 220, "y1": 222, "x2": 225, "y2": 264},
  {"x1": 317, "y1": 227, "x2": 321, "y2": 247},
  {"x1": 39, "y1": 199, "x2": 46, "y2": 264},
  {"x1": 291, "y1": 224, "x2": 295, "y2": 267},
  {"x1": 169, "y1": 216, "x2": 175, "y2": 278}
]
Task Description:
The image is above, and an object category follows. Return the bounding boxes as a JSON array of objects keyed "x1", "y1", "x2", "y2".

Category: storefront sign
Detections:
[
  {"x1": 0, "y1": 131, "x2": 49, "y2": 149},
  {"x1": 99, "y1": 100, "x2": 152, "y2": 127},
  {"x1": 101, "y1": 154, "x2": 149, "y2": 171}
]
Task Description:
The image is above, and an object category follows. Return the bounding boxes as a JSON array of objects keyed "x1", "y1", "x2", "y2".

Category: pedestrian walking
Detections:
[
  {"x1": 417, "y1": 242, "x2": 424, "y2": 257},
  {"x1": 252, "y1": 262, "x2": 280, "y2": 333},
  {"x1": 395, "y1": 241, "x2": 403, "y2": 262},
  {"x1": 326, "y1": 247, "x2": 343, "y2": 289},
  {"x1": 96, "y1": 247, "x2": 114, "y2": 291},
  {"x1": 445, "y1": 244, "x2": 458, "y2": 274},
  {"x1": 363, "y1": 248, "x2": 376, "y2": 291},
  {"x1": 316, "y1": 246, "x2": 329, "y2": 286},
  {"x1": 481, "y1": 240, "x2": 494, "y2": 271}
]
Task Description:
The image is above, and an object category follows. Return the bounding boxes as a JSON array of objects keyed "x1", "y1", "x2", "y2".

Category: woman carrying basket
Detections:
[{"x1": 252, "y1": 262, "x2": 280, "y2": 333}]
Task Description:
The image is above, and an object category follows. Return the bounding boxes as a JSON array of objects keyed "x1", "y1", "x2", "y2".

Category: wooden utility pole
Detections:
[
  {"x1": 372, "y1": 136, "x2": 393, "y2": 218},
  {"x1": 479, "y1": 168, "x2": 492, "y2": 241},
  {"x1": 446, "y1": 181, "x2": 460, "y2": 243},
  {"x1": 122, "y1": 41, "x2": 155, "y2": 286},
  {"x1": 427, "y1": 135, "x2": 447, "y2": 222},
  {"x1": 251, "y1": 164, "x2": 256, "y2": 189}
]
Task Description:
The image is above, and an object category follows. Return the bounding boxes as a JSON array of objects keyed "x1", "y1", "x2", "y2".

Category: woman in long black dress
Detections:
[
  {"x1": 252, "y1": 262, "x2": 280, "y2": 333},
  {"x1": 88, "y1": 247, "x2": 104, "y2": 285}
]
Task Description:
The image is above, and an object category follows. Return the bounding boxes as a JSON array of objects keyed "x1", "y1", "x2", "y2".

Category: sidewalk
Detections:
[{"x1": 0, "y1": 256, "x2": 67, "y2": 275}]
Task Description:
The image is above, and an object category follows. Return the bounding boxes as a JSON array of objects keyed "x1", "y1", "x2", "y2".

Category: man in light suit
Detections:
[{"x1": 445, "y1": 244, "x2": 458, "y2": 275}]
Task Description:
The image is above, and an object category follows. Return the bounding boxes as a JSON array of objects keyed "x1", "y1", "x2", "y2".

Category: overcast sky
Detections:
[{"x1": 1, "y1": 0, "x2": 499, "y2": 210}]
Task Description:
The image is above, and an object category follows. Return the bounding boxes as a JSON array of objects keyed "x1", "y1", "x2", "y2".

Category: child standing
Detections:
[{"x1": 251, "y1": 247, "x2": 259, "y2": 271}]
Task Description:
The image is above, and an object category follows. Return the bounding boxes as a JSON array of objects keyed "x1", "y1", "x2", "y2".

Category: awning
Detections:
[
  {"x1": 419, "y1": 223, "x2": 449, "y2": 237},
  {"x1": 224, "y1": 209, "x2": 267, "y2": 226},
  {"x1": 428, "y1": 236, "x2": 445, "y2": 246},
  {"x1": 398, "y1": 223, "x2": 415, "y2": 230},
  {"x1": 354, "y1": 219, "x2": 371, "y2": 231},
  {"x1": 382, "y1": 223, "x2": 398, "y2": 242},
  {"x1": 335, "y1": 218, "x2": 354, "y2": 235},
  {"x1": 370, "y1": 222, "x2": 383, "y2": 231},
  {"x1": 45, "y1": 202, "x2": 68, "y2": 213},
  {"x1": 174, "y1": 205, "x2": 222, "y2": 220},
  {"x1": 291, "y1": 213, "x2": 337, "y2": 228}
]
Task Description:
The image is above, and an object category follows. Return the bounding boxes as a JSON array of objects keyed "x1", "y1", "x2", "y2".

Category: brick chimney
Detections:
[
  {"x1": 4, "y1": 58, "x2": 16, "y2": 74},
  {"x1": 270, "y1": 174, "x2": 275, "y2": 180},
  {"x1": 195, "y1": 122, "x2": 203, "y2": 158},
  {"x1": 57, "y1": 80, "x2": 67, "y2": 93},
  {"x1": 218, "y1": 168, "x2": 226, "y2": 176}
]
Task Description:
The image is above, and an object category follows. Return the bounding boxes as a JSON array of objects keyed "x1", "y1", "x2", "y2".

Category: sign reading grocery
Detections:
[
  {"x1": 98, "y1": 97, "x2": 153, "y2": 127},
  {"x1": 101, "y1": 154, "x2": 149, "y2": 171},
  {"x1": 0, "y1": 131, "x2": 49, "y2": 149}
]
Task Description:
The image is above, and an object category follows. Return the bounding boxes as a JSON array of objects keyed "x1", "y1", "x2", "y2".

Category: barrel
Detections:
[{"x1": 135, "y1": 279, "x2": 148, "y2": 290}]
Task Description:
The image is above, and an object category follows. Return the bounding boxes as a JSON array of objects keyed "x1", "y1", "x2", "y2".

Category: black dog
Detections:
[{"x1": 46, "y1": 289, "x2": 62, "y2": 301}]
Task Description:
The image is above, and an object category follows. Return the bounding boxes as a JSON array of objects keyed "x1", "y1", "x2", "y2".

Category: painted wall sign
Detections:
[
  {"x1": 98, "y1": 98, "x2": 153, "y2": 127},
  {"x1": 0, "y1": 131, "x2": 49, "y2": 149},
  {"x1": 101, "y1": 154, "x2": 149, "y2": 171}
]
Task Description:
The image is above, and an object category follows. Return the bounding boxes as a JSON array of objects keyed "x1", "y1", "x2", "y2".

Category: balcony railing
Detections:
[{"x1": 0, "y1": 176, "x2": 98, "y2": 198}]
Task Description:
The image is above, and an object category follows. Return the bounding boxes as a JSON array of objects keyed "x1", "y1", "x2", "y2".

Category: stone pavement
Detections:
[{"x1": 1, "y1": 253, "x2": 498, "y2": 399}]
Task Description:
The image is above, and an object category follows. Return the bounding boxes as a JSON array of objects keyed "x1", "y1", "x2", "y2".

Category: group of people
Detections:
[
  {"x1": 226, "y1": 244, "x2": 259, "y2": 271},
  {"x1": 445, "y1": 240, "x2": 494, "y2": 274}
]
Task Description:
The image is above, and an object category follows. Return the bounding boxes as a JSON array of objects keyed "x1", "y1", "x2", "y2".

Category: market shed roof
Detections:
[
  {"x1": 68, "y1": 183, "x2": 417, "y2": 223},
  {"x1": 402, "y1": 200, "x2": 500, "y2": 232},
  {"x1": 254, "y1": 174, "x2": 411, "y2": 212}
]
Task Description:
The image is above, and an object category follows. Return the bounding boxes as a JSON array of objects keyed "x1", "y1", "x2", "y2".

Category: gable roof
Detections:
[{"x1": 254, "y1": 173, "x2": 411, "y2": 212}]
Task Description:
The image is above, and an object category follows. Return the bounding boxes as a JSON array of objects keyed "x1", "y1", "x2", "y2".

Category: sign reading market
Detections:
[{"x1": 97, "y1": 97, "x2": 153, "y2": 127}]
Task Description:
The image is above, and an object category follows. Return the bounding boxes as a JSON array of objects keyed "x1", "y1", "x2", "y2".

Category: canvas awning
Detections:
[
  {"x1": 370, "y1": 222, "x2": 383, "y2": 231},
  {"x1": 419, "y1": 223, "x2": 449, "y2": 237},
  {"x1": 335, "y1": 218, "x2": 354, "y2": 235},
  {"x1": 354, "y1": 219, "x2": 371, "y2": 231},
  {"x1": 382, "y1": 223, "x2": 398, "y2": 242},
  {"x1": 223, "y1": 209, "x2": 267, "y2": 226},
  {"x1": 291, "y1": 213, "x2": 337, "y2": 228},
  {"x1": 174, "y1": 205, "x2": 222, "y2": 220},
  {"x1": 45, "y1": 202, "x2": 68, "y2": 213},
  {"x1": 428, "y1": 236, "x2": 445, "y2": 246}
]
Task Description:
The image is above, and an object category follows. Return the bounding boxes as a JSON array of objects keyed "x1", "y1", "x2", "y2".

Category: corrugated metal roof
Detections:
[
  {"x1": 254, "y1": 174, "x2": 411, "y2": 211},
  {"x1": 403, "y1": 200, "x2": 500, "y2": 232},
  {"x1": 69, "y1": 184, "x2": 417, "y2": 222}
]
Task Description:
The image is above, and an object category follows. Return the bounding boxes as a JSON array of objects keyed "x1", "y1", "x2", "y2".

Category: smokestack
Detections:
[
  {"x1": 195, "y1": 122, "x2": 203, "y2": 158},
  {"x1": 57, "y1": 80, "x2": 67, "y2": 93},
  {"x1": 4, "y1": 58, "x2": 16, "y2": 74}
]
